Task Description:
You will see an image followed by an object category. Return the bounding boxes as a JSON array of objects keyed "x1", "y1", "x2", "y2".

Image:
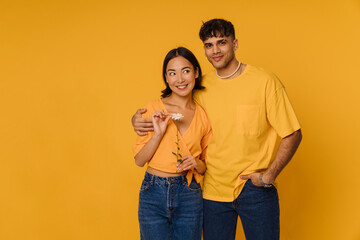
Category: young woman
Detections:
[{"x1": 133, "y1": 47, "x2": 212, "y2": 240}]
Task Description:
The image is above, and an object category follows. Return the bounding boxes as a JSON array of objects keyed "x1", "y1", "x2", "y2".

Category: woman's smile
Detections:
[{"x1": 176, "y1": 84, "x2": 189, "y2": 90}]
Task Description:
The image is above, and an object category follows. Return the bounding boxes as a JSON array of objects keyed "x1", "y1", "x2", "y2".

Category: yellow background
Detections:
[{"x1": 1, "y1": 0, "x2": 359, "y2": 239}]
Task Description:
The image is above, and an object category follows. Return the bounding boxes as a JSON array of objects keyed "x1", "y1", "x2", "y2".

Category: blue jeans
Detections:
[
  {"x1": 138, "y1": 172, "x2": 203, "y2": 240},
  {"x1": 203, "y1": 180, "x2": 280, "y2": 240}
]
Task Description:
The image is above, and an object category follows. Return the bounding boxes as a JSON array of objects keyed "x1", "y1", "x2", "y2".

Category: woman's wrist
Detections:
[
  {"x1": 194, "y1": 159, "x2": 205, "y2": 174},
  {"x1": 152, "y1": 132, "x2": 164, "y2": 141}
]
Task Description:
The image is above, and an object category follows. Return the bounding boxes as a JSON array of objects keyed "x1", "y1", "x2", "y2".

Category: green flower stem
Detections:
[
  {"x1": 176, "y1": 120, "x2": 182, "y2": 163},
  {"x1": 173, "y1": 119, "x2": 182, "y2": 173}
]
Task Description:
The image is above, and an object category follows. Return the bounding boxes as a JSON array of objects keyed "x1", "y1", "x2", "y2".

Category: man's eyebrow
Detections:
[{"x1": 217, "y1": 39, "x2": 227, "y2": 43}]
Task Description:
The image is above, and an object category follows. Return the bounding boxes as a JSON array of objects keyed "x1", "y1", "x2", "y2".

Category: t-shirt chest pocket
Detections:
[{"x1": 236, "y1": 105, "x2": 262, "y2": 136}]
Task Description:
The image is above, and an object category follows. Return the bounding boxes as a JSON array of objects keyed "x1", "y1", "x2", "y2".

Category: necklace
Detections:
[{"x1": 216, "y1": 61, "x2": 241, "y2": 79}]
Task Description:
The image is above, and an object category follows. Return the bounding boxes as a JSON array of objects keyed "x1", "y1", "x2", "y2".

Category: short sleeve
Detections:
[
  {"x1": 201, "y1": 122, "x2": 212, "y2": 152},
  {"x1": 200, "y1": 111, "x2": 212, "y2": 161},
  {"x1": 193, "y1": 112, "x2": 213, "y2": 184},
  {"x1": 266, "y1": 87, "x2": 301, "y2": 138}
]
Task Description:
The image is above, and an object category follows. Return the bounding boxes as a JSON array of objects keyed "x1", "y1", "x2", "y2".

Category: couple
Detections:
[{"x1": 132, "y1": 19, "x2": 302, "y2": 240}]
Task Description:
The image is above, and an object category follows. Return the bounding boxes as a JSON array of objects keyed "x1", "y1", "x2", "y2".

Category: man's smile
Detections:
[{"x1": 212, "y1": 55, "x2": 223, "y2": 62}]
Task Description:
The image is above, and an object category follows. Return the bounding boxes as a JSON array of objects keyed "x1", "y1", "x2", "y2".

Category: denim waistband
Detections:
[{"x1": 144, "y1": 171, "x2": 187, "y2": 184}]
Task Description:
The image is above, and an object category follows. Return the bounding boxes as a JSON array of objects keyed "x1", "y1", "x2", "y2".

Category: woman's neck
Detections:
[{"x1": 164, "y1": 93, "x2": 194, "y2": 109}]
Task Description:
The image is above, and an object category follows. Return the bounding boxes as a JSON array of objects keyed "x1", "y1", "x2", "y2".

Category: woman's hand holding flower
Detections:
[{"x1": 152, "y1": 110, "x2": 171, "y2": 137}]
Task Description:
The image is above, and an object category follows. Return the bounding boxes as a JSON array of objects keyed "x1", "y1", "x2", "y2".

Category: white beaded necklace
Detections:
[{"x1": 216, "y1": 61, "x2": 241, "y2": 79}]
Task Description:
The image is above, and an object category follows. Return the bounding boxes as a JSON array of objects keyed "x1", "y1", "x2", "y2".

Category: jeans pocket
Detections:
[
  {"x1": 140, "y1": 180, "x2": 151, "y2": 192},
  {"x1": 186, "y1": 179, "x2": 201, "y2": 192},
  {"x1": 247, "y1": 180, "x2": 273, "y2": 190}
]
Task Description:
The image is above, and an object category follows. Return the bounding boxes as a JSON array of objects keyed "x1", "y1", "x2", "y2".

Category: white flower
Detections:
[{"x1": 172, "y1": 113, "x2": 184, "y2": 120}]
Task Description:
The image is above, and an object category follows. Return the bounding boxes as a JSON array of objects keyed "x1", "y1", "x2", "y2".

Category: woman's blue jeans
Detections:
[
  {"x1": 138, "y1": 172, "x2": 203, "y2": 240},
  {"x1": 203, "y1": 180, "x2": 280, "y2": 240}
]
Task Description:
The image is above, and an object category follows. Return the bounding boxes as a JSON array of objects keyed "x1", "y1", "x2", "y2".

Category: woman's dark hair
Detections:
[
  {"x1": 199, "y1": 18, "x2": 235, "y2": 41},
  {"x1": 161, "y1": 47, "x2": 204, "y2": 98}
]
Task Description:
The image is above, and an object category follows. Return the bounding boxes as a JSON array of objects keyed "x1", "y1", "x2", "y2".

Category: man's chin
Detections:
[{"x1": 209, "y1": 61, "x2": 224, "y2": 69}]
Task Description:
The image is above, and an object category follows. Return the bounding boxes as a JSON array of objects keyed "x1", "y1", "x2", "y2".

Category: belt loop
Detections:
[{"x1": 150, "y1": 173, "x2": 154, "y2": 185}]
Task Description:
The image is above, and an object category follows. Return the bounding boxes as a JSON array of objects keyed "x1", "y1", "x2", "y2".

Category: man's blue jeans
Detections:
[
  {"x1": 138, "y1": 172, "x2": 203, "y2": 240},
  {"x1": 203, "y1": 180, "x2": 280, "y2": 240}
]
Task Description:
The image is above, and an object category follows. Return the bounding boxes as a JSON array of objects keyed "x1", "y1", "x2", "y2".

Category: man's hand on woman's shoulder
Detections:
[{"x1": 132, "y1": 108, "x2": 154, "y2": 136}]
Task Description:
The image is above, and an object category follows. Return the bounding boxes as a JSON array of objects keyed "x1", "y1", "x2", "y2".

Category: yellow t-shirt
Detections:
[
  {"x1": 194, "y1": 65, "x2": 301, "y2": 202},
  {"x1": 133, "y1": 99, "x2": 212, "y2": 185}
]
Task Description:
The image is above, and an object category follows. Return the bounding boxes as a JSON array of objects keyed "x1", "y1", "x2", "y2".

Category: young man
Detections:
[{"x1": 132, "y1": 19, "x2": 302, "y2": 240}]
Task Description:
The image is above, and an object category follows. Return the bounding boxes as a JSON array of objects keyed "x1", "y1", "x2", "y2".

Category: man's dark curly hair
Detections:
[{"x1": 199, "y1": 19, "x2": 235, "y2": 41}]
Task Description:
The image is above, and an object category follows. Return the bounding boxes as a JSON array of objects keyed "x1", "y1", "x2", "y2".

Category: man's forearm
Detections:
[{"x1": 263, "y1": 129, "x2": 302, "y2": 184}]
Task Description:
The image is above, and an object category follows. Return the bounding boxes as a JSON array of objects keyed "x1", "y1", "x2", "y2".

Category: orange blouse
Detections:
[{"x1": 133, "y1": 99, "x2": 212, "y2": 185}]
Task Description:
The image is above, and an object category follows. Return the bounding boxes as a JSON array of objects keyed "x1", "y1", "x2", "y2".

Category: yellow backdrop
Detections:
[{"x1": 1, "y1": 0, "x2": 359, "y2": 239}]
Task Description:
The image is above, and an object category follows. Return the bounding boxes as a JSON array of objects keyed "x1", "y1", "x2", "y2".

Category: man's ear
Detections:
[{"x1": 233, "y1": 38, "x2": 238, "y2": 51}]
